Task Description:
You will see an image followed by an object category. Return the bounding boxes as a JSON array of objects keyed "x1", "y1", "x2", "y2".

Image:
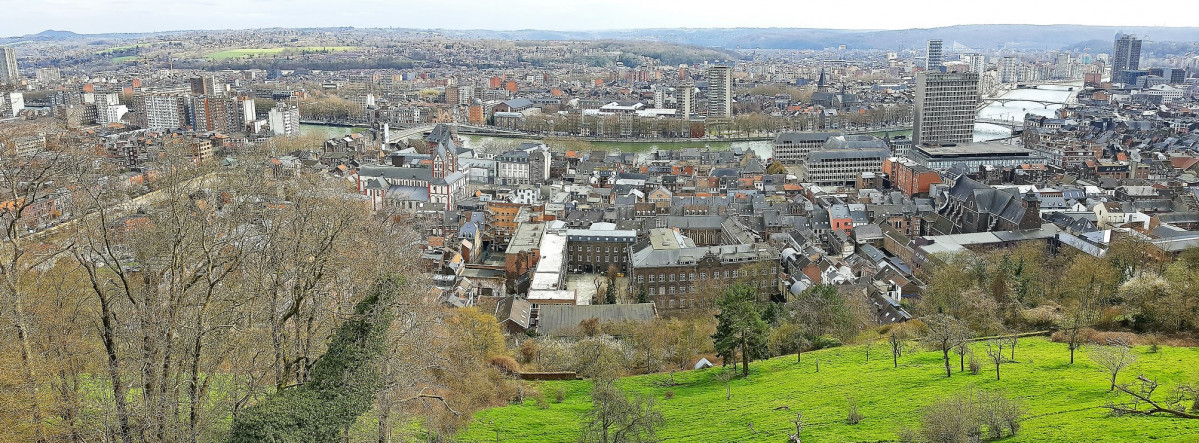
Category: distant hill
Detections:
[
  {"x1": 5, "y1": 25, "x2": 1199, "y2": 51},
  {"x1": 447, "y1": 25, "x2": 1199, "y2": 51}
]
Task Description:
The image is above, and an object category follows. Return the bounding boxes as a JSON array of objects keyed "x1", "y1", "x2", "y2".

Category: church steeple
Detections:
[{"x1": 817, "y1": 68, "x2": 828, "y2": 92}]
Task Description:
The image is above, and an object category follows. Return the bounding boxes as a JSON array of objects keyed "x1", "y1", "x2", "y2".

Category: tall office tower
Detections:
[
  {"x1": 35, "y1": 67, "x2": 61, "y2": 84},
  {"x1": 926, "y1": 39, "x2": 944, "y2": 72},
  {"x1": 1000, "y1": 56, "x2": 1021, "y2": 83},
  {"x1": 1053, "y1": 52, "x2": 1072, "y2": 79},
  {"x1": 189, "y1": 76, "x2": 219, "y2": 96},
  {"x1": 675, "y1": 84, "x2": 696, "y2": 119},
  {"x1": 268, "y1": 104, "x2": 301, "y2": 136},
  {"x1": 913, "y1": 71, "x2": 979, "y2": 146},
  {"x1": 0, "y1": 46, "x2": 18, "y2": 84},
  {"x1": 961, "y1": 53, "x2": 986, "y2": 73},
  {"x1": 1111, "y1": 33, "x2": 1142, "y2": 83},
  {"x1": 706, "y1": 65, "x2": 732, "y2": 118},
  {"x1": 132, "y1": 93, "x2": 189, "y2": 129},
  {"x1": 94, "y1": 92, "x2": 121, "y2": 124}
]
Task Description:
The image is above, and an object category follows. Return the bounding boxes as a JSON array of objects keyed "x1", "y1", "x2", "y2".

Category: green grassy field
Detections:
[
  {"x1": 459, "y1": 338, "x2": 1199, "y2": 442},
  {"x1": 206, "y1": 46, "x2": 358, "y2": 60}
]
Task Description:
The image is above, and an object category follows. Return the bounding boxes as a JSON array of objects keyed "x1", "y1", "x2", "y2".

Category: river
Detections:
[
  {"x1": 301, "y1": 82, "x2": 1079, "y2": 158},
  {"x1": 975, "y1": 83, "x2": 1080, "y2": 141}
]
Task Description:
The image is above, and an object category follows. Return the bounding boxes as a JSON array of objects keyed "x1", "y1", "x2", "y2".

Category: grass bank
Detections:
[{"x1": 459, "y1": 337, "x2": 1199, "y2": 442}]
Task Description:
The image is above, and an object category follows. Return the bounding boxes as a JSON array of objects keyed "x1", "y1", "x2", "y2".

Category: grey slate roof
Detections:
[{"x1": 537, "y1": 303, "x2": 656, "y2": 336}]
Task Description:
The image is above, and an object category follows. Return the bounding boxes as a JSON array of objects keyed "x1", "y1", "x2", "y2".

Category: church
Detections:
[{"x1": 356, "y1": 124, "x2": 469, "y2": 212}]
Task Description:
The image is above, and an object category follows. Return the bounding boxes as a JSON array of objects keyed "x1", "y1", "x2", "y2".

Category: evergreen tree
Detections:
[
  {"x1": 228, "y1": 276, "x2": 400, "y2": 442},
  {"x1": 712, "y1": 284, "x2": 769, "y2": 377}
]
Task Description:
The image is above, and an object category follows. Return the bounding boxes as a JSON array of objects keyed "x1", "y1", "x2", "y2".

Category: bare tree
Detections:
[
  {"x1": 1104, "y1": 376, "x2": 1199, "y2": 419},
  {"x1": 888, "y1": 326, "x2": 908, "y2": 369},
  {"x1": 985, "y1": 340, "x2": 1005, "y2": 381},
  {"x1": 1090, "y1": 338, "x2": 1138, "y2": 392},
  {"x1": 788, "y1": 411, "x2": 804, "y2": 443},
  {"x1": 953, "y1": 339, "x2": 972, "y2": 373},
  {"x1": 0, "y1": 128, "x2": 83, "y2": 442},
  {"x1": 579, "y1": 379, "x2": 664, "y2": 443},
  {"x1": 922, "y1": 314, "x2": 970, "y2": 378},
  {"x1": 1006, "y1": 334, "x2": 1019, "y2": 361}
]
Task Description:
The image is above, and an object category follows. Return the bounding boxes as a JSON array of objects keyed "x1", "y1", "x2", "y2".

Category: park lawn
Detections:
[
  {"x1": 459, "y1": 337, "x2": 1199, "y2": 442},
  {"x1": 112, "y1": 56, "x2": 139, "y2": 63},
  {"x1": 206, "y1": 46, "x2": 359, "y2": 60}
]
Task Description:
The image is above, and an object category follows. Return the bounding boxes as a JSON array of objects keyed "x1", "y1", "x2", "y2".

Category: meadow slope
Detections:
[{"x1": 460, "y1": 337, "x2": 1199, "y2": 442}]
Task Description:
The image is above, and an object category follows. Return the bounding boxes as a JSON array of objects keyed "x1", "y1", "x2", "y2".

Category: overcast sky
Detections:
[{"x1": 2, "y1": 0, "x2": 1194, "y2": 37}]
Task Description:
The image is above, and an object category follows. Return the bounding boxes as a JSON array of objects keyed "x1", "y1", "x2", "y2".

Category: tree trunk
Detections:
[
  {"x1": 98, "y1": 292, "x2": 134, "y2": 443},
  {"x1": 893, "y1": 351, "x2": 898, "y2": 368},
  {"x1": 187, "y1": 325, "x2": 204, "y2": 443},
  {"x1": 960, "y1": 353, "x2": 965, "y2": 372},
  {"x1": 10, "y1": 295, "x2": 47, "y2": 442},
  {"x1": 943, "y1": 349, "x2": 952, "y2": 377},
  {"x1": 740, "y1": 338, "x2": 749, "y2": 377}
]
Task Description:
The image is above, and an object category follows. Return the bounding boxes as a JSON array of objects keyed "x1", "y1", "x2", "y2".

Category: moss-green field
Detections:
[
  {"x1": 206, "y1": 46, "x2": 358, "y2": 60},
  {"x1": 459, "y1": 338, "x2": 1199, "y2": 442}
]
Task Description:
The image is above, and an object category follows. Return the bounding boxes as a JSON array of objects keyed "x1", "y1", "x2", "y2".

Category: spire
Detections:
[{"x1": 817, "y1": 68, "x2": 827, "y2": 91}]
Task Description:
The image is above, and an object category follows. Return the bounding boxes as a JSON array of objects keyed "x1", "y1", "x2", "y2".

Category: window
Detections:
[
  {"x1": 637, "y1": 275, "x2": 644, "y2": 283},
  {"x1": 669, "y1": 274, "x2": 675, "y2": 282},
  {"x1": 649, "y1": 275, "x2": 656, "y2": 283},
  {"x1": 689, "y1": 273, "x2": 696, "y2": 281},
  {"x1": 700, "y1": 272, "x2": 707, "y2": 280},
  {"x1": 650, "y1": 287, "x2": 656, "y2": 295},
  {"x1": 733, "y1": 270, "x2": 739, "y2": 278}
]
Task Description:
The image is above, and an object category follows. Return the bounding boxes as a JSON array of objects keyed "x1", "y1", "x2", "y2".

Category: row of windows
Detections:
[
  {"x1": 569, "y1": 245, "x2": 625, "y2": 253},
  {"x1": 571, "y1": 254, "x2": 625, "y2": 263},
  {"x1": 636, "y1": 266, "x2": 778, "y2": 284}
]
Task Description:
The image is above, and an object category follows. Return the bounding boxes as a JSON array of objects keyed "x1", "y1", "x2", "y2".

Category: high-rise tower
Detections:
[
  {"x1": 926, "y1": 39, "x2": 944, "y2": 73},
  {"x1": 1111, "y1": 33, "x2": 1142, "y2": 83},
  {"x1": 0, "y1": 47, "x2": 18, "y2": 84},
  {"x1": 914, "y1": 71, "x2": 979, "y2": 146},
  {"x1": 706, "y1": 65, "x2": 732, "y2": 118}
]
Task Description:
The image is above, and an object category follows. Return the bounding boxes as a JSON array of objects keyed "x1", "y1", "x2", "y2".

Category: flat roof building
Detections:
[{"x1": 908, "y1": 142, "x2": 1045, "y2": 170}]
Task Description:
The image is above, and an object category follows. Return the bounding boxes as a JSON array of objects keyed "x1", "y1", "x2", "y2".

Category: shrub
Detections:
[
  {"x1": 533, "y1": 392, "x2": 550, "y2": 410},
  {"x1": 846, "y1": 396, "x2": 863, "y2": 425},
  {"x1": 518, "y1": 340, "x2": 540, "y2": 364},
  {"x1": 813, "y1": 335, "x2": 843, "y2": 350},
  {"x1": 490, "y1": 356, "x2": 521, "y2": 375},
  {"x1": 553, "y1": 387, "x2": 566, "y2": 403},
  {"x1": 664, "y1": 390, "x2": 675, "y2": 400},
  {"x1": 920, "y1": 388, "x2": 1025, "y2": 443},
  {"x1": 969, "y1": 354, "x2": 982, "y2": 375},
  {"x1": 920, "y1": 394, "x2": 980, "y2": 443}
]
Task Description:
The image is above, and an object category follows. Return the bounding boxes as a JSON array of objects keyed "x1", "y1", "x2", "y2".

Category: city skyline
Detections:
[{"x1": 3, "y1": 0, "x2": 1198, "y2": 38}]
